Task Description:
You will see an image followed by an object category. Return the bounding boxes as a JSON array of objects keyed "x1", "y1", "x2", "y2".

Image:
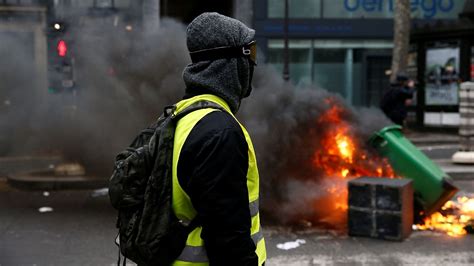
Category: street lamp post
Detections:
[{"x1": 283, "y1": 0, "x2": 289, "y2": 82}]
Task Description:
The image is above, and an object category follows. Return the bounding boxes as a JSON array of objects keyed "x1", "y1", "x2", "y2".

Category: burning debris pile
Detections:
[
  {"x1": 300, "y1": 98, "x2": 396, "y2": 229},
  {"x1": 311, "y1": 98, "x2": 395, "y2": 180},
  {"x1": 415, "y1": 194, "x2": 474, "y2": 236}
]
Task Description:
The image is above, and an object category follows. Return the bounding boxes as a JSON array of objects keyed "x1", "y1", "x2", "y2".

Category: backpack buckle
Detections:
[
  {"x1": 178, "y1": 219, "x2": 191, "y2": 227},
  {"x1": 164, "y1": 105, "x2": 176, "y2": 117}
]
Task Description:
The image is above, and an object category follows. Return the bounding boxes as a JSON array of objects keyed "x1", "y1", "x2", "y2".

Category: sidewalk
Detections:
[
  {"x1": 404, "y1": 130, "x2": 474, "y2": 181},
  {"x1": 0, "y1": 129, "x2": 472, "y2": 191},
  {"x1": 404, "y1": 130, "x2": 460, "y2": 145},
  {"x1": 0, "y1": 156, "x2": 107, "y2": 190}
]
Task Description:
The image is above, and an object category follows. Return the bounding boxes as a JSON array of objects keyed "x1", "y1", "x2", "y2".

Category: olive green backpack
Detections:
[{"x1": 109, "y1": 100, "x2": 224, "y2": 266}]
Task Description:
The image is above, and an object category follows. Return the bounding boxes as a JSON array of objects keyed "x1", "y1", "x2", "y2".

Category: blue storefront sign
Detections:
[
  {"x1": 342, "y1": 0, "x2": 460, "y2": 19},
  {"x1": 267, "y1": 0, "x2": 465, "y2": 20}
]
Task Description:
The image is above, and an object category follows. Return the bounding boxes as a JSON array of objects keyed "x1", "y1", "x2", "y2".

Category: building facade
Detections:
[{"x1": 254, "y1": 0, "x2": 466, "y2": 111}]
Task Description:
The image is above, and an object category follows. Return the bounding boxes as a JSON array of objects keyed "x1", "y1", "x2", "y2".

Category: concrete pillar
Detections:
[
  {"x1": 452, "y1": 82, "x2": 474, "y2": 164},
  {"x1": 233, "y1": 0, "x2": 253, "y2": 27},
  {"x1": 0, "y1": 6, "x2": 48, "y2": 124},
  {"x1": 34, "y1": 15, "x2": 48, "y2": 107},
  {"x1": 143, "y1": 0, "x2": 160, "y2": 31},
  {"x1": 345, "y1": 48, "x2": 353, "y2": 105}
]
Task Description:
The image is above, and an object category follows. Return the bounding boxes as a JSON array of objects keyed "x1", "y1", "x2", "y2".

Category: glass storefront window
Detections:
[
  {"x1": 94, "y1": 0, "x2": 113, "y2": 8},
  {"x1": 268, "y1": 40, "x2": 313, "y2": 87},
  {"x1": 114, "y1": 0, "x2": 132, "y2": 8},
  {"x1": 312, "y1": 49, "x2": 363, "y2": 103},
  {"x1": 268, "y1": 0, "x2": 321, "y2": 18},
  {"x1": 68, "y1": 0, "x2": 95, "y2": 8},
  {"x1": 312, "y1": 49, "x2": 346, "y2": 95},
  {"x1": 65, "y1": 0, "x2": 130, "y2": 8},
  {"x1": 425, "y1": 45, "x2": 460, "y2": 106},
  {"x1": 267, "y1": 39, "x2": 393, "y2": 106},
  {"x1": 268, "y1": 0, "x2": 466, "y2": 20}
]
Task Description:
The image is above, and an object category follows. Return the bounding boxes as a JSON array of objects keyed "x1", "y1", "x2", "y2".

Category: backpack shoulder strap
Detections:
[
  {"x1": 163, "y1": 100, "x2": 224, "y2": 230},
  {"x1": 172, "y1": 100, "x2": 226, "y2": 121}
]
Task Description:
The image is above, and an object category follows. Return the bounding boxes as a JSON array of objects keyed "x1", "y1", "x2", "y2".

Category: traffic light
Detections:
[
  {"x1": 50, "y1": 21, "x2": 66, "y2": 33},
  {"x1": 57, "y1": 40, "x2": 67, "y2": 57},
  {"x1": 47, "y1": 22, "x2": 74, "y2": 94}
]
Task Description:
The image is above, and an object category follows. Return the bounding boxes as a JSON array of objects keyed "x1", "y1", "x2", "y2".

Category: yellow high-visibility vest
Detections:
[{"x1": 171, "y1": 94, "x2": 266, "y2": 266}]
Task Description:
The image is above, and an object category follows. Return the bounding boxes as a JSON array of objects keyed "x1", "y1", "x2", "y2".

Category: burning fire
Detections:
[
  {"x1": 303, "y1": 97, "x2": 473, "y2": 237},
  {"x1": 313, "y1": 100, "x2": 395, "y2": 180},
  {"x1": 308, "y1": 98, "x2": 396, "y2": 228},
  {"x1": 415, "y1": 195, "x2": 474, "y2": 236}
]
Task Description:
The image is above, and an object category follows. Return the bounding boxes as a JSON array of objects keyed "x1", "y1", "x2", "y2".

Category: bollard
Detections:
[
  {"x1": 348, "y1": 177, "x2": 413, "y2": 241},
  {"x1": 452, "y1": 82, "x2": 474, "y2": 164}
]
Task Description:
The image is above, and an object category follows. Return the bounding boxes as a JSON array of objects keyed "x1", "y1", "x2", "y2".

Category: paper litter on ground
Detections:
[
  {"x1": 91, "y1": 188, "x2": 109, "y2": 197},
  {"x1": 276, "y1": 239, "x2": 306, "y2": 250},
  {"x1": 38, "y1": 207, "x2": 53, "y2": 213}
]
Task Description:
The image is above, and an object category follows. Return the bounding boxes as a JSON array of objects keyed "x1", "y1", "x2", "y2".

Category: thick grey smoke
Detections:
[
  {"x1": 54, "y1": 19, "x2": 189, "y2": 174},
  {"x1": 1, "y1": 18, "x2": 391, "y2": 227},
  {"x1": 5, "y1": 19, "x2": 189, "y2": 175},
  {"x1": 239, "y1": 66, "x2": 392, "y2": 226},
  {"x1": 0, "y1": 32, "x2": 39, "y2": 156}
]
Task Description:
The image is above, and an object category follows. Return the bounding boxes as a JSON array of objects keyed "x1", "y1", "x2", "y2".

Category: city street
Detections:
[
  {"x1": 1, "y1": 1, "x2": 474, "y2": 265},
  {"x1": 0, "y1": 185, "x2": 473, "y2": 266},
  {"x1": 1, "y1": 137, "x2": 474, "y2": 265}
]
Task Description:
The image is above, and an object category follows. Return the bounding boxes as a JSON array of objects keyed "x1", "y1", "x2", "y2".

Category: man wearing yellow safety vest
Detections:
[{"x1": 171, "y1": 12, "x2": 266, "y2": 265}]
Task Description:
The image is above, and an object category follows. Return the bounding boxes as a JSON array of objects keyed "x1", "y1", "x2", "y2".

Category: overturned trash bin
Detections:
[
  {"x1": 369, "y1": 125, "x2": 458, "y2": 216},
  {"x1": 348, "y1": 177, "x2": 413, "y2": 241}
]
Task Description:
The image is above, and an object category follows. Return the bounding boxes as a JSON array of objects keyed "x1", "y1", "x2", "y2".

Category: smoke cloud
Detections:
[
  {"x1": 240, "y1": 66, "x2": 392, "y2": 227},
  {"x1": 1, "y1": 18, "x2": 391, "y2": 227}
]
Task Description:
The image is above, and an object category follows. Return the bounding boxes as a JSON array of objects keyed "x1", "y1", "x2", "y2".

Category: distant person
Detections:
[{"x1": 380, "y1": 72, "x2": 415, "y2": 126}]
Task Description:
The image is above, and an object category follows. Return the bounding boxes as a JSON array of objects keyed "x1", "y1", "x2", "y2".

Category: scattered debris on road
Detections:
[
  {"x1": 91, "y1": 188, "x2": 108, "y2": 197},
  {"x1": 276, "y1": 239, "x2": 306, "y2": 250},
  {"x1": 38, "y1": 207, "x2": 53, "y2": 213}
]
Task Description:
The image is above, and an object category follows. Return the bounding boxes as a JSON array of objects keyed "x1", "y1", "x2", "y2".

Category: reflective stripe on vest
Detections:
[
  {"x1": 249, "y1": 199, "x2": 259, "y2": 217},
  {"x1": 171, "y1": 94, "x2": 266, "y2": 266},
  {"x1": 178, "y1": 230, "x2": 264, "y2": 263}
]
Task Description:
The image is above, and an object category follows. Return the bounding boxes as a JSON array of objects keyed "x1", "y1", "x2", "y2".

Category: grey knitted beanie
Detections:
[{"x1": 182, "y1": 12, "x2": 255, "y2": 113}]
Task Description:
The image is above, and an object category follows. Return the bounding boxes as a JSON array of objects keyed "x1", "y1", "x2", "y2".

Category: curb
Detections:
[
  {"x1": 447, "y1": 172, "x2": 474, "y2": 180},
  {"x1": 408, "y1": 137, "x2": 460, "y2": 146},
  {"x1": 442, "y1": 170, "x2": 474, "y2": 181},
  {"x1": 7, "y1": 175, "x2": 107, "y2": 191},
  {"x1": 436, "y1": 159, "x2": 474, "y2": 180},
  {"x1": 0, "y1": 156, "x2": 63, "y2": 176}
]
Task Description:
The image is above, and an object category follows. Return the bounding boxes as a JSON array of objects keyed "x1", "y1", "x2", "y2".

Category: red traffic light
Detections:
[{"x1": 57, "y1": 40, "x2": 67, "y2": 57}]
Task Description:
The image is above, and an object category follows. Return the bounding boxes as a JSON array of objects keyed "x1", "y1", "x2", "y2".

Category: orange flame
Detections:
[
  {"x1": 313, "y1": 100, "x2": 395, "y2": 180},
  {"x1": 308, "y1": 98, "x2": 396, "y2": 229},
  {"x1": 415, "y1": 196, "x2": 474, "y2": 236}
]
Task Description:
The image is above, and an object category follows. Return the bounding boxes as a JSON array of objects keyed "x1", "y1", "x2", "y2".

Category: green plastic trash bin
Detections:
[{"x1": 369, "y1": 125, "x2": 458, "y2": 216}]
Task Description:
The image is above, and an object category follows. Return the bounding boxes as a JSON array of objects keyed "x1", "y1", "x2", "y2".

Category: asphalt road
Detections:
[
  {"x1": 0, "y1": 141, "x2": 473, "y2": 265},
  {"x1": 0, "y1": 186, "x2": 473, "y2": 266}
]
